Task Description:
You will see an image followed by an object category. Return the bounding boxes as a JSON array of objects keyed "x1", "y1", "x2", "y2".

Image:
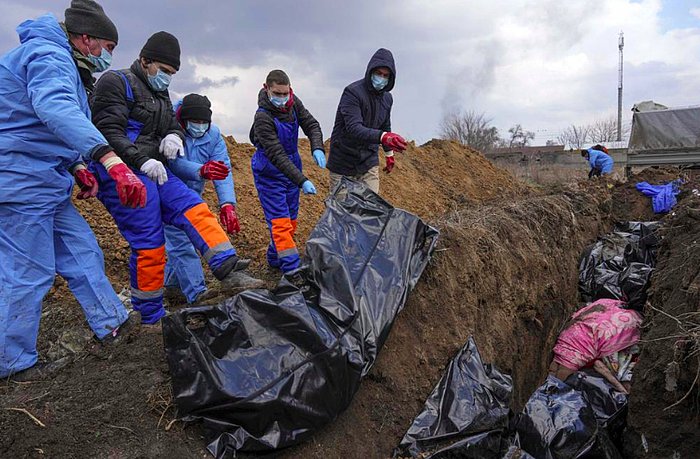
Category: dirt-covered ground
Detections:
[{"x1": 0, "y1": 138, "x2": 698, "y2": 458}]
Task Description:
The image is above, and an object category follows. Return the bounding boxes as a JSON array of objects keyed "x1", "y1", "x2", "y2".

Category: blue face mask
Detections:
[
  {"x1": 186, "y1": 121, "x2": 209, "y2": 138},
  {"x1": 371, "y1": 73, "x2": 389, "y2": 91},
  {"x1": 148, "y1": 68, "x2": 172, "y2": 92},
  {"x1": 88, "y1": 47, "x2": 112, "y2": 73},
  {"x1": 269, "y1": 93, "x2": 289, "y2": 108}
]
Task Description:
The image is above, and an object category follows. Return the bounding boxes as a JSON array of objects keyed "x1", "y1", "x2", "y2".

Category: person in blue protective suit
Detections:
[
  {"x1": 327, "y1": 48, "x2": 408, "y2": 194},
  {"x1": 165, "y1": 94, "x2": 241, "y2": 304},
  {"x1": 90, "y1": 32, "x2": 263, "y2": 325},
  {"x1": 249, "y1": 69, "x2": 325, "y2": 273},
  {"x1": 0, "y1": 0, "x2": 147, "y2": 381},
  {"x1": 582, "y1": 144, "x2": 614, "y2": 178}
]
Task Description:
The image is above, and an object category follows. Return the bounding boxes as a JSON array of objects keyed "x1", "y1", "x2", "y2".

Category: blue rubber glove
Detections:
[
  {"x1": 312, "y1": 149, "x2": 326, "y2": 169},
  {"x1": 301, "y1": 180, "x2": 317, "y2": 195}
]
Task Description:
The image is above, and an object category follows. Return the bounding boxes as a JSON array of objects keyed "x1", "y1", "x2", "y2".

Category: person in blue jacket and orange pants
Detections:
[
  {"x1": 90, "y1": 32, "x2": 263, "y2": 325},
  {"x1": 166, "y1": 94, "x2": 241, "y2": 303},
  {"x1": 250, "y1": 70, "x2": 325, "y2": 273}
]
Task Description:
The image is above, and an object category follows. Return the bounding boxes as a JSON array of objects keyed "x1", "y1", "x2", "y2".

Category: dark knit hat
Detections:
[
  {"x1": 180, "y1": 94, "x2": 212, "y2": 122},
  {"x1": 140, "y1": 31, "x2": 181, "y2": 70},
  {"x1": 64, "y1": 0, "x2": 118, "y2": 43}
]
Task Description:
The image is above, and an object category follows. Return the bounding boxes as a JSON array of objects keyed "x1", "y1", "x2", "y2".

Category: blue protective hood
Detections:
[{"x1": 16, "y1": 14, "x2": 70, "y2": 52}]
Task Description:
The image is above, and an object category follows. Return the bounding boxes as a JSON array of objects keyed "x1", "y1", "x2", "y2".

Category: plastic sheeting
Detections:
[
  {"x1": 512, "y1": 373, "x2": 627, "y2": 459},
  {"x1": 394, "y1": 337, "x2": 513, "y2": 458},
  {"x1": 162, "y1": 178, "x2": 438, "y2": 457},
  {"x1": 636, "y1": 180, "x2": 682, "y2": 214},
  {"x1": 395, "y1": 336, "x2": 630, "y2": 459},
  {"x1": 578, "y1": 222, "x2": 659, "y2": 311},
  {"x1": 628, "y1": 105, "x2": 700, "y2": 153}
]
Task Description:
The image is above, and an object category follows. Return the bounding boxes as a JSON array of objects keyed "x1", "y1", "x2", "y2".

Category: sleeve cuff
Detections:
[{"x1": 89, "y1": 144, "x2": 112, "y2": 162}]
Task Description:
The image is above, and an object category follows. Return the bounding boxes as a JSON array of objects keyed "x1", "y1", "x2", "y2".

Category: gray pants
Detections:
[{"x1": 329, "y1": 166, "x2": 380, "y2": 194}]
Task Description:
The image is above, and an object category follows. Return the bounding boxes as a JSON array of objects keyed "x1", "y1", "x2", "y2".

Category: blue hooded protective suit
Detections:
[
  {"x1": 587, "y1": 148, "x2": 614, "y2": 174},
  {"x1": 0, "y1": 14, "x2": 127, "y2": 378},
  {"x1": 165, "y1": 100, "x2": 236, "y2": 303}
]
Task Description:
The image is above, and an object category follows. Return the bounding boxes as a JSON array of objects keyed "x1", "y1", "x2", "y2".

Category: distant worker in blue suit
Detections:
[
  {"x1": 166, "y1": 94, "x2": 240, "y2": 304},
  {"x1": 0, "y1": 0, "x2": 144, "y2": 381},
  {"x1": 582, "y1": 144, "x2": 614, "y2": 178}
]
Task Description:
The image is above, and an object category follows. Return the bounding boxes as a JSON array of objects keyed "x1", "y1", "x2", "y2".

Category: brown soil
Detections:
[
  {"x1": 1, "y1": 136, "x2": 696, "y2": 458},
  {"x1": 623, "y1": 196, "x2": 700, "y2": 458}
]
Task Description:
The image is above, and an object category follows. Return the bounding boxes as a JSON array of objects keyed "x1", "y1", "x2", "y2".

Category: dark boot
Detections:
[
  {"x1": 11, "y1": 356, "x2": 72, "y2": 382},
  {"x1": 220, "y1": 270, "x2": 265, "y2": 289},
  {"x1": 99, "y1": 310, "x2": 142, "y2": 345}
]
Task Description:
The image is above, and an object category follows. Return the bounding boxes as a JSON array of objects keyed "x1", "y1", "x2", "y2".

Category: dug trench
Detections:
[{"x1": 0, "y1": 140, "x2": 694, "y2": 458}]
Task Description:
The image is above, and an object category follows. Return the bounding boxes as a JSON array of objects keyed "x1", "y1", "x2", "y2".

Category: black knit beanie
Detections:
[
  {"x1": 64, "y1": 0, "x2": 118, "y2": 43},
  {"x1": 180, "y1": 94, "x2": 212, "y2": 122},
  {"x1": 140, "y1": 31, "x2": 181, "y2": 70}
]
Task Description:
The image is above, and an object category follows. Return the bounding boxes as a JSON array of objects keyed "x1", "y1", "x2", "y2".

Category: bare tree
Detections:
[
  {"x1": 589, "y1": 115, "x2": 630, "y2": 142},
  {"x1": 506, "y1": 124, "x2": 535, "y2": 148},
  {"x1": 556, "y1": 125, "x2": 590, "y2": 149},
  {"x1": 439, "y1": 110, "x2": 500, "y2": 153}
]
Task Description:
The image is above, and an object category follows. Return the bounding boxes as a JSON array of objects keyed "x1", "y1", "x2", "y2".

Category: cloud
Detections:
[
  {"x1": 1, "y1": 0, "x2": 699, "y2": 145},
  {"x1": 692, "y1": 7, "x2": 700, "y2": 20}
]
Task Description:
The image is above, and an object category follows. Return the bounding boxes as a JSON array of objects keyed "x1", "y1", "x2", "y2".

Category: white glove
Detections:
[
  {"x1": 140, "y1": 159, "x2": 168, "y2": 185},
  {"x1": 159, "y1": 133, "x2": 184, "y2": 160}
]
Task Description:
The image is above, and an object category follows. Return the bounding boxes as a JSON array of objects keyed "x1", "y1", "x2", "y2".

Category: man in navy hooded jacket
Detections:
[{"x1": 327, "y1": 48, "x2": 407, "y2": 194}]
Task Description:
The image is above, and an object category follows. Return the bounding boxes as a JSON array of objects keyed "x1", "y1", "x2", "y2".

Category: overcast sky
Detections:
[{"x1": 2, "y1": 0, "x2": 699, "y2": 145}]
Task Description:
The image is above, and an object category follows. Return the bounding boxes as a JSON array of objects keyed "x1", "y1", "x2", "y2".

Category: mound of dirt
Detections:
[
  {"x1": 623, "y1": 196, "x2": 700, "y2": 458},
  {"x1": 221, "y1": 137, "x2": 529, "y2": 271}
]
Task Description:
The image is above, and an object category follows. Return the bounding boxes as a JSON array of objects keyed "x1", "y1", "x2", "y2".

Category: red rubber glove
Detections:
[
  {"x1": 200, "y1": 160, "x2": 230, "y2": 180},
  {"x1": 74, "y1": 168, "x2": 98, "y2": 199},
  {"x1": 383, "y1": 155, "x2": 395, "y2": 174},
  {"x1": 220, "y1": 204, "x2": 241, "y2": 235},
  {"x1": 107, "y1": 163, "x2": 147, "y2": 208},
  {"x1": 381, "y1": 132, "x2": 407, "y2": 152}
]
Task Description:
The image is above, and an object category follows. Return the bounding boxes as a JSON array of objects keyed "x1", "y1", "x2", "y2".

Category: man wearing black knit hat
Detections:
[{"x1": 91, "y1": 33, "x2": 263, "y2": 326}]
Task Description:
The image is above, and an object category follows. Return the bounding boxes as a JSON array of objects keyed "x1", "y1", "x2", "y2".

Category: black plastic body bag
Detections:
[
  {"x1": 162, "y1": 178, "x2": 439, "y2": 457},
  {"x1": 578, "y1": 221, "x2": 659, "y2": 311},
  {"x1": 394, "y1": 337, "x2": 513, "y2": 458}
]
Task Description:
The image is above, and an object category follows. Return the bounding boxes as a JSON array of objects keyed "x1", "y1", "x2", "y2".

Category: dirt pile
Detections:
[
  {"x1": 623, "y1": 196, "x2": 700, "y2": 458},
  {"x1": 221, "y1": 137, "x2": 529, "y2": 270}
]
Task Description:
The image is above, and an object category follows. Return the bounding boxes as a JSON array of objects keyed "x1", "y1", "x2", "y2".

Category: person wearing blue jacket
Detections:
[
  {"x1": 327, "y1": 48, "x2": 408, "y2": 194},
  {"x1": 166, "y1": 94, "x2": 240, "y2": 303},
  {"x1": 582, "y1": 145, "x2": 614, "y2": 178},
  {"x1": 0, "y1": 0, "x2": 147, "y2": 380}
]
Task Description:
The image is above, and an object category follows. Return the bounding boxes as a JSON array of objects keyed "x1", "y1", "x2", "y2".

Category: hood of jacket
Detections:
[
  {"x1": 364, "y1": 48, "x2": 396, "y2": 93},
  {"x1": 17, "y1": 13, "x2": 70, "y2": 52}
]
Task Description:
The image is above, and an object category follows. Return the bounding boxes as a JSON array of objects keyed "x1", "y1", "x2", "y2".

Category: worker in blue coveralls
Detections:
[
  {"x1": 0, "y1": 0, "x2": 145, "y2": 380},
  {"x1": 582, "y1": 144, "x2": 614, "y2": 178},
  {"x1": 90, "y1": 32, "x2": 263, "y2": 325},
  {"x1": 166, "y1": 94, "x2": 241, "y2": 304},
  {"x1": 250, "y1": 69, "x2": 325, "y2": 273}
]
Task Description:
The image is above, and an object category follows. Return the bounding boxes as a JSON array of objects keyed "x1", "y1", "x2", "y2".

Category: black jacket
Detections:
[
  {"x1": 327, "y1": 48, "x2": 395, "y2": 176},
  {"x1": 92, "y1": 60, "x2": 184, "y2": 169},
  {"x1": 249, "y1": 88, "x2": 324, "y2": 187}
]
